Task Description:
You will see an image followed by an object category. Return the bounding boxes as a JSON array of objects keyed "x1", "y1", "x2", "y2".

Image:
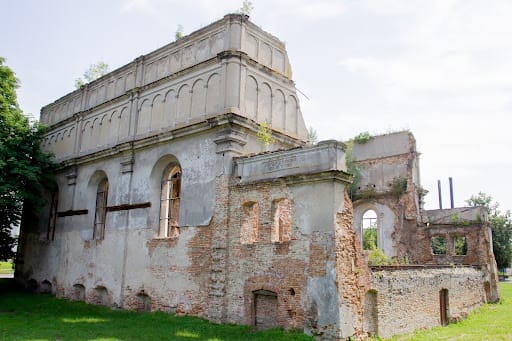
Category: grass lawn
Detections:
[
  {"x1": 387, "y1": 282, "x2": 512, "y2": 341},
  {"x1": 0, "y1": 261, "x2": 14, "y2": 274},
  {"x1": 0, "y1": 279, "x2": 312, "y2": 341},
  {"x1": 1, "y1": 280, "x2": 511, "y2": 341}
]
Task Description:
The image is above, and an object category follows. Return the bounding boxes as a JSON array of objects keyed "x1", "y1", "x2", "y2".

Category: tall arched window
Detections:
[
  {"x1": 160, "y1": 165, "x2": 181, "y2": 238},
  {"x1": 93, "y1": 178, "x2": 109, "y2": 240},
  {"x1": 362, "y1": 209, "x2": 378, "y2": 250}
]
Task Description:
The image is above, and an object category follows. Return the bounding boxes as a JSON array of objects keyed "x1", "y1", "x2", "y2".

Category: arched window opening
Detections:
[
  {"x1": 40, "y1": 280, "x2": 52, "y2": 294},
  {"x1": 159, "y1": 165, "x2": 181, "y2": 238},
  {"x1": 47, "y1": 190, "x2": 59, "y2": 241},
  {"x1": 73, "y1": 284, "x2": 86, "y2": 301},
  {"x1": 94, "y1": 178, "x2": 109, "y2": 240},
  {"x1": 94, "y1": 286, "x2": 109, "y2": 306},
  {"x1": 137, "y1": 292, "x2": 152, "y2": 312},
  {"x1": 362, "y1": 209, "x2": 378, "y2": 250}
]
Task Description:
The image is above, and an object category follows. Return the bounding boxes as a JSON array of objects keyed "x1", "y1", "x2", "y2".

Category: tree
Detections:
[
  {"x1": 466, "y1": 192, "x2": 512, "y2": 270},
  {"x1": 175, "y1": 24, "x2": 184, "y2": 41},
  {"x1": 0, "y1": 57, "x2": 56, "y2": 261},
  {"x1": 238, "y1": 0, "x2": 254, "y2": 16},
  {"x1": 75, "y1": 61, "x2": 110, "y2": 89},
  {"x1": 308, "y1": 126, "x2": 318, "y2": 144}
]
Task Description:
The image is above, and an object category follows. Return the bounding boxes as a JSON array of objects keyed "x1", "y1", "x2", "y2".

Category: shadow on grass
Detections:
[{"x1": 0, "y1": 279, "x2": 312, "y2": 341}]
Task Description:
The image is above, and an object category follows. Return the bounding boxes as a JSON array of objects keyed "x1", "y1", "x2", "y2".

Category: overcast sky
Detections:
[{"x1": 3, "y1": 0, "x2": 511, "y2": 212}]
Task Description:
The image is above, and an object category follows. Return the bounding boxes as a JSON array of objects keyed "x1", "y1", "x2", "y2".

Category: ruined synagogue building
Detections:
[{"x1": 17, "y1": 14, "x2": 500, "y2": 340}]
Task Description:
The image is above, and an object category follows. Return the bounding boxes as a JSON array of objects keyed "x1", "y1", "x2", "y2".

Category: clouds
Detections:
[{"x1": 3, "y1": 0, "x2": 511, "y2": 211}]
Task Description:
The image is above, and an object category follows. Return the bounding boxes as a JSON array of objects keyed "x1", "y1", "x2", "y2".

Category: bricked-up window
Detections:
[
  {"x1": 431, "y1": 236, "x2": 446, "y2": 255},
  {"x1": 93, "y1": 178, "x2": 109, "y2": 240},
  {"x1": 47, "y1": 190, "x2": 58, "y2": 241},
  {"x1": 454, "y1": 236, "x2": 467, "y2": 255},
  {"x1": 137, "y1": 293, "x2": 152, "y2": 312},
  {"x1": 241, "y1": 201, "x2": 258, "y2": 244},
  {"x1": 363, "y1": 290, "x2": 378, "y2": 336},
  {"x1": 271, "y1": 198, "x2": 291, "y2": 242},
  {"x1": 362, "y1": 210, "x2": 378, "y2": 250},
  {"x1": 159, "y1": 165, "x2": 181, "y2": 238}
]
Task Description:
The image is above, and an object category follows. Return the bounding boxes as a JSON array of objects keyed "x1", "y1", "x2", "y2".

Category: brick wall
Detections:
[{"x1": 367, "y1": 267, "x2": 487, "y2": 339}]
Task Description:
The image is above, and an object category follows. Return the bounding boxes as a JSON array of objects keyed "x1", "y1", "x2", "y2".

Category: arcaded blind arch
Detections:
[
  {"x1": 94, "y1": 178, "x2": 109, "y2": 240},
  {"x1": 159, "y1": 165, "x2": 182, "y2": 238}
]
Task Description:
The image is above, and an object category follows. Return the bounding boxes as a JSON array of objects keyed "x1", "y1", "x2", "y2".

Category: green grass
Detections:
[
  {"x1": 0, "y1": 279, "x2": 312, "y2": 341},
  {"x1": 2, "y1": 279, "x2": 511, "y2": 341},
  {"x1": 386, "y1": 282, "x2": 512, "y2": 341},
  {"x1": 0, "y1": 261, "x2": 14, "y2": 274}
]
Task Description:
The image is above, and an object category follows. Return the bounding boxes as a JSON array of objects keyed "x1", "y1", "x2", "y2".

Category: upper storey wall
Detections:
[
  {"x1": 40, "y1": 14, "x2": 307, "y2": 161},
  {"x1": 40, "y1": 14, "x2": 293, "y2": 126}
]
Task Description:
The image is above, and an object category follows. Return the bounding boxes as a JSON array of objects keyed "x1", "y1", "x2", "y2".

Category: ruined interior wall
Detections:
[
  {"x1": 369, "y1": 267, "x2": 487, "y2": 339},
  {"x1": 223, "y1": 177, "x2": 350, "y2": 338},
  {"x1": 351, "y1": 132, "x2": 422, "y2": 261},
  {"x1": 225, "y1": 181, "x2": 307, "y2": 330}
]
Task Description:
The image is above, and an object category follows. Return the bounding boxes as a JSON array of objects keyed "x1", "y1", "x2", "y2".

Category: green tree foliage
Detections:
[
  {"x1": 0, "y1": 57, "x2": 56, "y2": 260},
  {"x1": 466, "y1": 192, "x2": 512, "y2": 269},
  {"x1": 363, "y1": 227, "x2": 377, "y2": 250},
  {"x1": 175, "y1": 24, "x2": 184, "y2": 41},
  {"x1": 256, "y1": 121, "x2": 274, "y2": 148},
  {"x1": 75, "y1": 61, "x2": 110, "y2": 89},
  {"x1": 308, "y1": 126, "x2": 318, "y2": 144},
  {"x1": 431, "y1": 236, "x2": 446, "y2": 255},
  {"x1": 454, "y1": 236, "x2": 467, "y2": 255},
  {"x1": 238, "y1": 0, "x2": 254, "y2": 16}
]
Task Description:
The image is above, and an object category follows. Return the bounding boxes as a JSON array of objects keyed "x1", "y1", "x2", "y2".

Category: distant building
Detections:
[{"x1": 16, "y1": 14, "x2": 499, "y2": 340}]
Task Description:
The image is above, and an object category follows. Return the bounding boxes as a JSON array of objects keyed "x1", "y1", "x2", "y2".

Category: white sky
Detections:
[{"x1": 3, "y1": 0, "x2": 511, "y2": 212}]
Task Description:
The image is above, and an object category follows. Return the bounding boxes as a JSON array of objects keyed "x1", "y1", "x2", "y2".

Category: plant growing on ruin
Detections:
[
  {"x1": 308, "y1": 126, "x2": 318, "y2": 144},
  {"x1": 175, "y1": 24, "x2": 184, "y2": 41},
  {"x1": 391, "y1": 176, "x2": 407, "y2": 199},
  {"x1": 238, "y1": 0, "x2": 254, "y2": 16},
  {"x1": 257, "y1": 121, "x2": 274, "y2": 148},
  {"x1": 75, "y1": 61, "x2": 110, "y2": 89},
  {"x1": 344, "y1": 140, "x2": 362, "y2": 199},
  {"x1": 353, "y1": 131, "x2": 372, "y2": 144},
  {"x1": 367, "y1": 248, "x2": 393, "y2": 266}
]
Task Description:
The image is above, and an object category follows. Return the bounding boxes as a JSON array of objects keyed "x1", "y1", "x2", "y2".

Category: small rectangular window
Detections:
[{"x1": 431, "y1": 236, "x2": 446, "y2": 255}]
